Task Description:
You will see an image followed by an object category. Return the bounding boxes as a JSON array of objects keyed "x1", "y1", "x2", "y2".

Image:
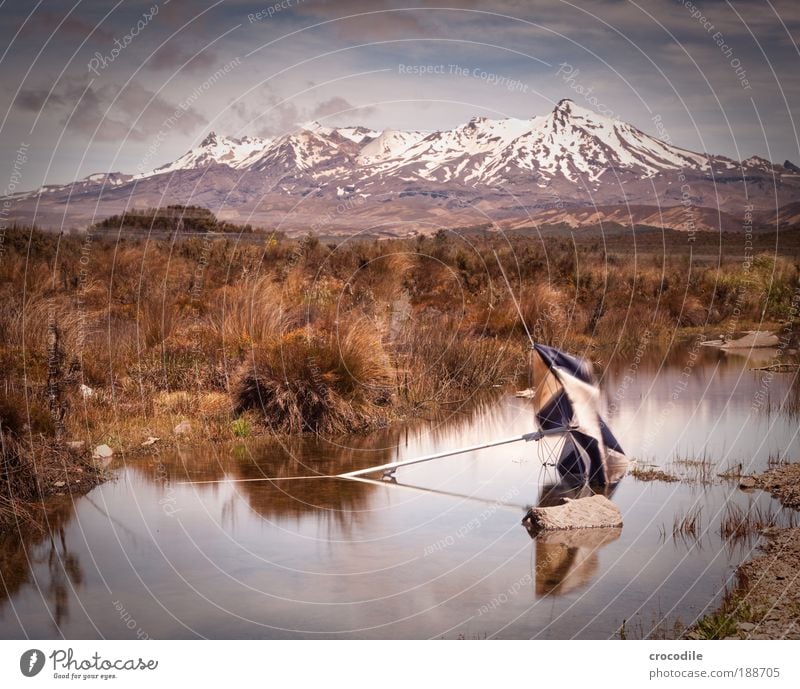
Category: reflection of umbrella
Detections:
[{"x1": 531, "y1": 344, "x2": 626, "y2": 486}]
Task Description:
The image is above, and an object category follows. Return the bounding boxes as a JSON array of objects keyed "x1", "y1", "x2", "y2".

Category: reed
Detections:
[
  {"x1": 719, "y1": 502, "x2": 786, "y2": 543},
  {"x1": 672, "y1": 505, "x2": 702, "y2": 541}
]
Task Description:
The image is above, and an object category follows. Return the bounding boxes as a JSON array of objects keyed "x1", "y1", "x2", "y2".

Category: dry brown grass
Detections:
[
  {"x1": 631, "y1": 464, "x2": 680, "y2": 482},
  {"x1": 719, "y1": 502, "x2": 791, "y2": 543},
  {"x1": 234, "y1": 322, "x2": 394, "y2": 434},
  {"x1": 1, "y1": 226, "x2": 798, "y2": 520}
]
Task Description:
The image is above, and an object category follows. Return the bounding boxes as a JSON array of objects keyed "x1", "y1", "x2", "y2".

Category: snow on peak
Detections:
[
  {"x1": 200, "y1": 131, "x2": 218, "y2": 147},
  {"x1": 116, "y1": 100, "x2": 730, "y2": 187},
  {"x1": 742, "y1": 155, "x2": 774, "y2": 171},
  {"x1": 358, "y1": 129, "x2": 426, "y2": 163}
]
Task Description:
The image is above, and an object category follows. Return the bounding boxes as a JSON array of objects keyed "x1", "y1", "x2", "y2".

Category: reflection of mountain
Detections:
[{"x1": 0, "y1": 500, "x2": 83, "y2": 629}]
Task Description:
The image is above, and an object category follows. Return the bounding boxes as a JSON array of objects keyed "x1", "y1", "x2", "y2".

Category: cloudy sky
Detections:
[{"x1": 1, "y1": 0, "x2": 799, "y2": 188}]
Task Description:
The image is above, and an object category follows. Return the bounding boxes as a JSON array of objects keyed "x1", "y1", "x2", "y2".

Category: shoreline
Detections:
[{"x1": 687, "y1": 463, "x2": 800, "y2": 640}]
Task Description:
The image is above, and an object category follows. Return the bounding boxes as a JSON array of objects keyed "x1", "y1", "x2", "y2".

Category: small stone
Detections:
[
  {"x1": 92, "y1": 444, "x2": 114, "y2": 459},
  {"x1": 173, "y1": 421, "x2": 192, "y2": 436},
  {"x1": 736, "y1": 622, "x2": 756, "y2": 632},
  {"x1": 739, "y1": 476, "x2": 757, "y2": 489},
  {"x1": 67, "y1": 440, "x2": 85, "y2": 451},
  {"x1": 141, "y1": 436, "x2": 160, "y2": 447},
  {"x1": 80, "y1": 383, "x2": 95, "y2": 399},
  {"x1": 53, "y1": 481, "x2": 66, "y2": 488}
]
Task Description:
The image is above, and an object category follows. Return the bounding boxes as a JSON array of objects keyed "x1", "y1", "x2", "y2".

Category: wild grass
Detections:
[
  {"x1": 673, "y1": 505, "x2": 703, "y2": 541},
  {"x1": 0, "y1": 433, "x2": 102, "y2": 527},
  {"x1": 690, "y1": 581, "x2": 763, "y2": 640},
  {"x1": 631, "y1": 464, "x2": 680, "y2": 482},
  {"x1": 1, "y1": 225, "x2": 798, "y2": 521},
  {"x1": 719, "y1": 502, "x2": 793, "y2": 543},
  {"x1": 671, "y1": 453, "x2": 715, "y2": 485}
]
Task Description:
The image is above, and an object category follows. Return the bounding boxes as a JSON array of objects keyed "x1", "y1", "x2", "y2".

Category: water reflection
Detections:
[
  {"x1": 0, "y1": 344, "x2": 797, "y2": 639},
  {"x1": 534, "y1": 527, "x2": 622, "y2": 597},
  {"x1": 0, "y1": 500, "x2": 83, "y2": 630},
  {"x1": 522, "y1": 480, "x2": 624, "y2": 597}
]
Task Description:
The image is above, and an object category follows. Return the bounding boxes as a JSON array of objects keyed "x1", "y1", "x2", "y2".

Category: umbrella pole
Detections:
[{"x1": 178, "y1": 428, "x2": 572, "y2": 485}]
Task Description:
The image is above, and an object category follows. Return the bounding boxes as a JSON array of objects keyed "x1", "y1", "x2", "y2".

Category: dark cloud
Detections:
[
  {"x1": 229, "y1": 92, "x2": 377, "y2": 136},
  {"x1": 311, "y1": 96, "x2": 376, "y2": 119},
  {"x1": 17, "y1": 88, "x2": 66, "y2": 111},
  {"x1": 147, "y1": 43, "x2": 220, "y2": 73},
  {"x1": 21, "y1": 10, "x2": 114, "y2": 41},
  {"x1": 18, "y1": 78, "x2": 207, "y2": 142}
]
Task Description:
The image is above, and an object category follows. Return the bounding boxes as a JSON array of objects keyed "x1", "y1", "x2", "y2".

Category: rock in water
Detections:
[
  {"x1": 92, "y1": 444, "x2": 114, "y2": 459},
  {"x1": 524, "y1": 494, "x2": 622, "y2": 531},
  {"x1": 739, "y1": 476, "x2": 757, "y2": 489}
]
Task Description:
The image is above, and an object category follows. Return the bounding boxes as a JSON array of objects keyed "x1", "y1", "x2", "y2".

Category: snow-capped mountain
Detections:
[
  {"x1": 140, "y1": 131, "x2": 272, "y2": 176},
  {"x1": 6, "y1": 99, "x2": 800, "y2": 234}
]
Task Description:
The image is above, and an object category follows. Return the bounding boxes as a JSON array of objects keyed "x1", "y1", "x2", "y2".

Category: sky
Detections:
[{"x1": 1, "y1": 0, "x2": 799, "y2": 189}]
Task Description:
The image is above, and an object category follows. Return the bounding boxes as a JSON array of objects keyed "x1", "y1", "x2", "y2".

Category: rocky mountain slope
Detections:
[{"x1": 5, "y1": 99, "x2": 799, "y2": 235}]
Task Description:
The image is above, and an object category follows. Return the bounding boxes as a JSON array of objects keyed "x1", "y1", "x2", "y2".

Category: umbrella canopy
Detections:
[{"x1": 531, "y1": 344, "x2": 626, "y2": 486}]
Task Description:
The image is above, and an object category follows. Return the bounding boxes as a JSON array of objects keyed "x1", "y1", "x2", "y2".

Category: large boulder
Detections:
[{"x1": 524, "y1": 494, "x2": 622, "y2": 531}]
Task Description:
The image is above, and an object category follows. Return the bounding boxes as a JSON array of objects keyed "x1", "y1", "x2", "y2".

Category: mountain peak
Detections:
[
  {"x1": 200, "y1": 132, "x2": 218, "y2": 147},
  {"x1": 551, "y1": 98, "x2": 611, "y2": 124}
]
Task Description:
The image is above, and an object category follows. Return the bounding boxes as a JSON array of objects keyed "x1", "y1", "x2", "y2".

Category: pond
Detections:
[{"x1": 1, "y1": 343, "x2": 798, "y2": 639}]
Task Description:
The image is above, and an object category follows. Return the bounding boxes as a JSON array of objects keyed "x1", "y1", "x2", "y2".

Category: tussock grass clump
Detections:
[
  {"x1": 234, "y1": 324, "x2": 393, "y2": 434},
  {"x1": 397, "y1": 317, "x2": 523, "y2": 408}
]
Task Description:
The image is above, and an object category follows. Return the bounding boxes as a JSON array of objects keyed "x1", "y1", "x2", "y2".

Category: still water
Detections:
[{"x1": 1, "y1": 345, "x2": 798, "y2": 639}]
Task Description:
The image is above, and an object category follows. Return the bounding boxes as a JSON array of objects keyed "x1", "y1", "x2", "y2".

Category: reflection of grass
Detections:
[
  {"x1": 767, "y1": 451, "x2": 789, "y2": 468},
  {"x1": 718, "y1": 463, "x2": 744, "y2": 480},
  {"x1": 719, "y1": 503, "x2": 785, "y2": 543},
  {"x1": 671, "y1": 454, "x2": 715, "y2": 484},
  {"x1": 673, "y1": 506, "x2": 702, "y2": 541}
]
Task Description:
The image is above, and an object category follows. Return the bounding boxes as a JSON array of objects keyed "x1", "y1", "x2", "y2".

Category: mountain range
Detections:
[{"x1": 6, "y1": 98, "x2": 800, "y2": 235}]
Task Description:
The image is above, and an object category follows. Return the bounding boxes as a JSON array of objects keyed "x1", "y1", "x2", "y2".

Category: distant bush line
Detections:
[{"x1": 93, "y1": 204, "x2": 260, "y2": 234}]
